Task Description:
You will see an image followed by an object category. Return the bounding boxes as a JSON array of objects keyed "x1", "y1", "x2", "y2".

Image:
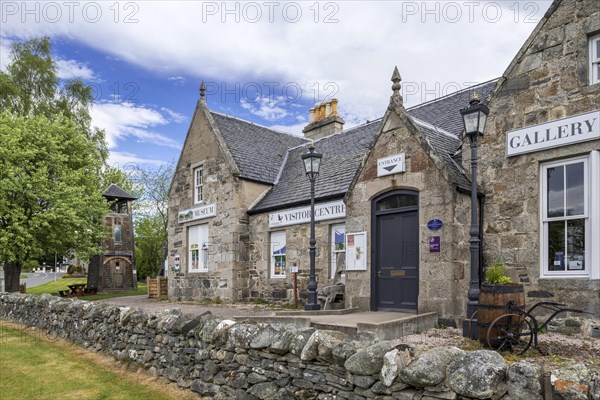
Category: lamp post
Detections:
[
  {"x1": 460, "y1": 93, "x2": 489, "y2": 338},
  {"x1": 302, "y1": 143, "x2": 322, "y2": 311}
]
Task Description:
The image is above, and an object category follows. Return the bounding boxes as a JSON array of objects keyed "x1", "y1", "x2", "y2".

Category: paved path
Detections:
[
  {"x1": 21, "y1": 272, "x2": 66, "y2": 288},
  {"x1": 95, "y1": 295, "x2": 276, "y2": 318}
]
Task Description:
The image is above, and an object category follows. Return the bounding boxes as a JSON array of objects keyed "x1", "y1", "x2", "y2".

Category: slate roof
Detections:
[
  {"x1": 410, "y1": 118, "x2": 471, "y2": 192},
  {"x1": 250, "y1": 119, "x2": 382, "y2": 213},
  {"x1": 407, "y1": 79, "x2": 498, "y2": 136},
  {"x1": 103, "y1": 183, "x2": 137, "y2": 200},
  {"x1": 210, "y1": 112, "x2": 308, "y2": 184}
]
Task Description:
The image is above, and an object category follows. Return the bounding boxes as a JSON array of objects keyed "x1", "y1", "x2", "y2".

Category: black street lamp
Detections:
[
  {"x1": 460, "y1": 93, "x2": 489, "y2": 338},
  {"x1": 302, "y1": 143, "x2": 322, "y2": 311}
]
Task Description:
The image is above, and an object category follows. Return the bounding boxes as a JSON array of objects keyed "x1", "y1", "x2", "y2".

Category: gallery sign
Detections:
[
  {"x1": 506, "y1": 110, "x2": 599, "y2": 156},
  {"x1": 269, "y1": 200, "x2": 345, "y2": 228},
  {"x1": 377, "y1": 153, "x2": 406, "y2": 177},
  {"x1": 178, "y1": 203, "x2": 216, "y2": 223}
]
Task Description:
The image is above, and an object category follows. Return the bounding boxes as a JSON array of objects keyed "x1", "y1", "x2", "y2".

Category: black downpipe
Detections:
[{"x1": 478, "y1": 195, "x2": 485, "y2": 287}]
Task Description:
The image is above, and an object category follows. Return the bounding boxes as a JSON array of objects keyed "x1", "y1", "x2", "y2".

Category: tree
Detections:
[
  {"x1": 0, "y1": 36, "x2": 108, "y2": 291},
  {"x1": 0, "y1": 113, "x2": 108, "y2": 292},
  {"x1": 0, "y1": 37, "x2": 107, "y2": 161},
  {"x1": 134, "y1": 214, "x2": 166, "y2": 280},
  {"x1": 128, "y1": 163, "x2": 174, "y2": 278}
]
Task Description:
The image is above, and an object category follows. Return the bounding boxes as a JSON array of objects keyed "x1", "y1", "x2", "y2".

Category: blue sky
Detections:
[{"x1": 1, "y1": 1, "x2": 552, "y2": 168}]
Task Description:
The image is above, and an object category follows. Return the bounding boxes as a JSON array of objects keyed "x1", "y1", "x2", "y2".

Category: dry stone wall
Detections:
[{"x1": 2, "y1": 293, "x2": 599, "y2": 399}]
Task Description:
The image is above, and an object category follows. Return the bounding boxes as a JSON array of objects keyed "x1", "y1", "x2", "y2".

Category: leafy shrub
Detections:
[{"x1": 484, "y1": 261, "x2": 513, "y2": 285}]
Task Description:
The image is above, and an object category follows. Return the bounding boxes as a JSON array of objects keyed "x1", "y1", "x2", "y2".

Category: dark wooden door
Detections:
[{"x1": 373, "y1": 191, "x2": 419, "y2": 312}]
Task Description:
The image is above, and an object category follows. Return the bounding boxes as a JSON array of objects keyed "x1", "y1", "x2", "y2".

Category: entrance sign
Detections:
[
  {"x1": 178, "y1": 203, "x2": 217, "y2": 223},
  {"x1": 346, "y1": 231, "x2": 367, "y2": 271},
  {"x1": 269, "y1": 200, "x2": 346, "y2": 228},
  {"x1": 377, "y1": 153, "x2": 406, "y2": 177},
  {"x1": 506, "y1": 110, "x2": 599, "y2": 156}
]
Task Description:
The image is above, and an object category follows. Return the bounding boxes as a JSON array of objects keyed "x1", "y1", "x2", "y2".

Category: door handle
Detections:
[{"x1": 377, "y1": 271, "x2": 382, "y2": 277}]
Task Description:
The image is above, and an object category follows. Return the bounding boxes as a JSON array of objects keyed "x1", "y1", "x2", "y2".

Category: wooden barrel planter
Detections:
[{"x1": 477, "y1": 283, "x2": 525, "y2": 347}]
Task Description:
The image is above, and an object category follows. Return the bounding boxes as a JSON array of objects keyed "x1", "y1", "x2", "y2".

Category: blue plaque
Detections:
[{"x1": 427, "y1": 219, "x2": 443, "y2": 231}]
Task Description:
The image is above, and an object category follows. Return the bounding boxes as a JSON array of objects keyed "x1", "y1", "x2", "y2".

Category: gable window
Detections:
[
  {"x1": 113, "y1": 218, "x2": 122, "y2": 244},
  {"x1": 330, "y1": 224, "x2": 346, "y2": 279},
  {"x1": 189, "y1": 224, "x2": 209, "y2": 272},
  {"x1": 194, "y1": 166, "x2": 203, "y2": 204},
  {"x1": 270, "y1": 231, "x2": 286, "y2": 278},
  {"x1": 541, "y1": 157, "x2": 588, "y2": 276},
  {"x1": 590, "y1": 34, "x2": 600, "y2": 85}
]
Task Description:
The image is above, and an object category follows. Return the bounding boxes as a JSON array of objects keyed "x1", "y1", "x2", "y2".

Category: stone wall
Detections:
[
  {"x1": 2, "y1": 293, "x2": 599, "y2": 400},
  {"x1": 476, "y1": 0, "x2": 600, "y2": 313},
  {"x1": 247, "y1": 212, "x2": 345, "y2": 303}
]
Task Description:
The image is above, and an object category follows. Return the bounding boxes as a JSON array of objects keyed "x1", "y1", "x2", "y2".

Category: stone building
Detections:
[
  {"x1": 167, "y1": 0, "x2": 599, "y2": 321},
  {"x1": 477, "y1": 0, "x2": 599, "y2": 313},
  {"x1": 87, "y1": 184, "x2": 138, "y2": 292}
]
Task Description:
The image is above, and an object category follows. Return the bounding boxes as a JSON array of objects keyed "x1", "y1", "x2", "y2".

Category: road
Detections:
[{"x1": 21, "y1": 272, "x2": 66, "y2": 288}]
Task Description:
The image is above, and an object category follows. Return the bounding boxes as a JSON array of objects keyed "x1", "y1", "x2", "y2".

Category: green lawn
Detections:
[
  {"x1": 26, "y1": 278, "x2": 147, "y2": 300},
  {"x1": 0, "y1": 321, "x2": 196, "y2": 400}
]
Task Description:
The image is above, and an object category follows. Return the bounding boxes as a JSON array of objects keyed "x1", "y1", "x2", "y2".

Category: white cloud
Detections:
[
  {"x1": 161, "y1": 107, "x2": 187, "y2": 123},
  {"x1": 0, "y1": 37, "x2": 13, "y2": 71},
  {"x1": 91, "y1": 102, "x2": 180, "y2": 149},
  {"x1": 0, "y1": 1, "x2": 552, "y2": 139},
  {"x1": 168, "y1": 76, "x2": 186, "y2": 86},
  {"x1": 56, "y1": 58, "x2": 96, "y2": 80},
  {"x1": 107, "y1": 151, "x2": 165, "y2": 168},
  {"x1": 241, "y1": 96, "x2": 289, "y2": 121}
]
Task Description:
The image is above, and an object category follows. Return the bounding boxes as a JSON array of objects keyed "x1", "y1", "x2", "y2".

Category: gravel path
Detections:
[{"x1": 95, "y1": 295, "x2": 276, "y2": 318}]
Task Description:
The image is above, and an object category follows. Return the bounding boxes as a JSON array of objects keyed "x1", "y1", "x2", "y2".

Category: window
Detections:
[
  {"x1": 590, "y1": 34, "x2": 600, "y2": 85},
  {"x1": 330, "y1": 224, "x2": 346, "y2": 279},
  {"x1": 188, "y1": 224, "x2": 209, "y2": 272},
  {"x1": 113, "y1": 219, "x2": 122, "y2": 243},
  {"x1": 270, "y1": 231, "x2": 286, "y2": 278},
  {"x1": 541, "y1": 157, "x2": 588, "y2": 276},
  {"x1": 194, "y1": 166, "x2": 203, "y2": 204}
]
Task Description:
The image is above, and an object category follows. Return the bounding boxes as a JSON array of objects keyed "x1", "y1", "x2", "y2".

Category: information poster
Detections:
[{"x1": 346, "y1": 232, "x2": 367, "y2": 271}]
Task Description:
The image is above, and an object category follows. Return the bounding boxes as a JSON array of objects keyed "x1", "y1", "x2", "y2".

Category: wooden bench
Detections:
[{"x1": 58, "y1": 290, "x2": 70, "y2": 297}]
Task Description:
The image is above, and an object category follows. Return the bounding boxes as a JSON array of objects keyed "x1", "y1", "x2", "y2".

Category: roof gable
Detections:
[
  {"x1": 210, "y1": 112, "x2": 308, "y2": 184},
  {"x1": 407, "y1": 79, "x2": 498, "y2": 136},
  {"x1": 103, "y1": 183, "x2": 137, "y2": 200},
  {"x1": 250, "y1": 120, "x2": 382, "y2": 212}
]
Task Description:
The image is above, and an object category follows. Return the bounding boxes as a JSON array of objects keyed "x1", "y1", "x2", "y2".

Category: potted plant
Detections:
[{"x1": 477, "y1": 260, "x2": 525, "y2": 346}]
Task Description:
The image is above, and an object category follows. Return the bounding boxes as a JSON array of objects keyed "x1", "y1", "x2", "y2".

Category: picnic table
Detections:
[{"x1": 58, "y1": 284, "x2": 97, "y2": 297}]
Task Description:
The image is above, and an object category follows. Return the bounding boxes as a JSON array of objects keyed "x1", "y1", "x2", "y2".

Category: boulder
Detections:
[
  {"x1": 289, "y1": 328, "x2": 316, "y2": 356},
  {"x1": 507, "y1": 362, "x2": 542, "y2": 400},
  {"x1": 300, "y1": 330, "x2": 348, "y2": 362},
  {"x1": 332, "y1": 332, "x2": 379, "y2": 366},
  {"x1": 552, "y1": 363, "x2": 591, "y2": 400},
  {"x1": 447, "y1": 350, "x2": 507, "y2": 399},
  {"x1": 399, "y1": 346, "x2": 465, "y2": 387},
  {"x1": 380, "y1": 348, "x2": 412, "y2": 386},
  {"x1": 344, "y1": 341, "x2": 393, "y2": 375}
]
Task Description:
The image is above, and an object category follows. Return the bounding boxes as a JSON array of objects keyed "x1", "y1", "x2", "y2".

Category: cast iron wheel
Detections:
[{"x1": 486, "y1": 313, "x2": 533, "y2": 354}]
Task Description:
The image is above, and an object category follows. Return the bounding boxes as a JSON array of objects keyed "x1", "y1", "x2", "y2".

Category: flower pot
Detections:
[{"x1": 477, "y1": 283, "x2": 525, "y2": 347}]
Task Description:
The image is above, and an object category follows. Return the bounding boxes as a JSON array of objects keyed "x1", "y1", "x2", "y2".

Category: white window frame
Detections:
[
  {"x1": 330, "y1": 224, "x2": 346, "y2": 279},
  {"x1": 590, "y1": 34, "x2": 600, "y2": 85},
  {"x1": 188, "y1": 224, "x2": 209, "y2": 273},
  {"x1": 270, "y1": 231, "x2": 286, "y2": 278},
  {"x1": 540, "y1": 156, "x2": 590, "y2": 278},
  {"x1": 194, "y1": 166, "x2": 203, "y2": 204}
]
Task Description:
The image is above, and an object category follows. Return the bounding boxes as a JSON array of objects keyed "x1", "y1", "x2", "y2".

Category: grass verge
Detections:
[
  {"x1": 0, "y1": 320, "x2": 197, "y2": 400},
  {"x1": 26, "y1": 278, "x2": 147, "y2": 300}
]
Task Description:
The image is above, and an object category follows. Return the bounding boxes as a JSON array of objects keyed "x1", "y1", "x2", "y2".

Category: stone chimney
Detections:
[{"x1": 302, "y1": 98, "x2": 345, "y2": 140}]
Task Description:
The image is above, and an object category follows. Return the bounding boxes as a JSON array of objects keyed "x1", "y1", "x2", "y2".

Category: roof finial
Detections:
[
  {"x1": 388, "y1": 66, "x2": 403, "y2": 110},
  {"x1": 200, "y1": 81, "x2": 206, "y2": 97}
]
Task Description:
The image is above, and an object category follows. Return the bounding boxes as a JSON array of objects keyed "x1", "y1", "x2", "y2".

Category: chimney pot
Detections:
[
  {"x1": 325, "y1": 101, "x2": 332, "y2": 118},
  {"x1": 309, "y1": 108, "x2": 316, "y2": 122},
  {"x1": 331, "y1": 99, "x2": 338, "y2": 116}
]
